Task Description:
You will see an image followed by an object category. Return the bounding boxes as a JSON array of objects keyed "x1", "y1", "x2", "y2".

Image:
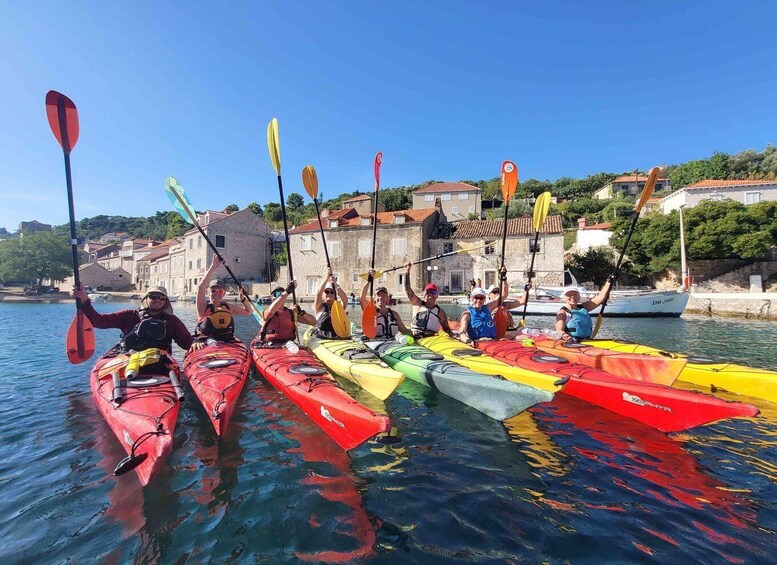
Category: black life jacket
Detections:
[
  {"x1": 121, "y1": 310, "x2": 171, "y2": 352},
  {"x1": 376, "y1": 309, "x2": 400, "y2": 339},
  {"x1": 315, "y1": 303, "x2": 338, "y2": 339},
  {"x1": 260, "y1": 307, "x2": 296, "y2": 343},
  {"x1": 196, "y1": 303, "x2": 235, "y2": 340}
]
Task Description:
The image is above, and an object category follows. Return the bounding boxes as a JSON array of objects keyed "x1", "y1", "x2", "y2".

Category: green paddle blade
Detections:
[{"x1": 164, "y1": 176, "x2": 197, "y2": 224}]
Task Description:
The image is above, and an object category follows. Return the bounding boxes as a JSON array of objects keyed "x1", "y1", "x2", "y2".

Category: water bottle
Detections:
[
  {"x1": 206, "y1": 338, "x2": 217, "y2": 347},
  {"x1": 285, "y1": 340, "x2": 300, "y2": 354},
  {"x1": 396, "y1": 333, "x2": 414, "y2": 346},
  {"x1": 528, "y1": 328, "x2": 541, "y2": 338}
]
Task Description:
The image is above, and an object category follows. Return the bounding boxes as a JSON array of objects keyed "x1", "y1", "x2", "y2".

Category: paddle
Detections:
[
  {"x1": 46, "y1": 91, "x2": 95, "y2": 364},
  {"x1": 361, "y1": 152, "x2": 382, "y2": 339},
  {"x1": 519, "y1": 191, "x2": 552, "y2": 327},
  {"x1": 591, "y1": 166, "x2": 659, "y2": 338},
  {"x1": 494, "y1": 160, "x2": 518, "y2": 338},
  {"x1": 302, "y1": 165, "x2": 349, "y2": 338},
  {"x1": 164, "y1": 176, "x2": 263, "y2": 324},
  {"x1": 358, "y1": 241, "x2": 495, "y2": 280},
  {"x1": 266, "y1": 118, "x2": 300, "y2": 338}
]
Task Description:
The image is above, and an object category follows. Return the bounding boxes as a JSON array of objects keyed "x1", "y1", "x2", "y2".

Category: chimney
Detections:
[{"x1": 577, "y1": 217, "x2": 587, "y2": 229}]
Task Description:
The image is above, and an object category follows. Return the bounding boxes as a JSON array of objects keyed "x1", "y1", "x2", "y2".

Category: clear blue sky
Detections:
[{"x1": 2, "y1": 1, "x2": 775, "y2": 232}]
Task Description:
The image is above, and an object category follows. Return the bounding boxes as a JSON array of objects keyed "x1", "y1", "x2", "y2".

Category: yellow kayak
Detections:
[
  {"x1": 416, "y1": 334, "x2": 567, "y2": 394},
  {"x1": 583, "y1": 338, "x2": 777, "y2": 404},
  {"x1": 303, "y1": 328, "x2": 405, "y2": 400}
]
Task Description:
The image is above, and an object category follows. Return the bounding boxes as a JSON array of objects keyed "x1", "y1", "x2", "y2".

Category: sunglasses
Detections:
[
  {"x1": 425, "y1": 290, "x2": 438, "y2": 296},
  {"x1": 323, "y1": 289, "x2": 334, "y2": 295},
  {"x1": 472, "y1": 295, "x2": 486, "y2": 300},
  {"x1": 209, "y1": 287, "x2": 225, "y2": 293},
  {"x1": 147, "y1": 293, "x2": 167, "y2": 301}
]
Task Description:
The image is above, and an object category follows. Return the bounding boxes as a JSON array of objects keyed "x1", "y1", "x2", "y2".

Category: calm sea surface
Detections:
[{"x1": 1, "y1": 300, "x2": 776, "y2": 563}]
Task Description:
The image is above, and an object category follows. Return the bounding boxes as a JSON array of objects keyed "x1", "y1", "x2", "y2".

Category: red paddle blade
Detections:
[
  {"x1": 67, "y1": 310, "x2": 95, "y2": 364},
  {"x1": 374, "y1": 152, "x2": 383, "y2": 190},
  {"x1": 361, "y1": 300, "x2": 378, "y2": 339},
  {"x1": 494, "y1": 306, "x2": 510, "y2": 339},
  {"x1": 46, "y1": 91, "x2": 79, "y2": 154},
  {"x1": 500, "y1": 161, "x2": 518, "y2": 203}
]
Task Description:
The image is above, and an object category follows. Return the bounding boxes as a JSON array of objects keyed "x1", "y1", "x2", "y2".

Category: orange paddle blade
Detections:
[
  {"x1": 636, "y1": 166, "x2": 660, "y2": 213},
  {"x1": 66, "y1": 310, "x2": 95, "y2": 364},
  {"x1": 331, "y1": 300, "x2": 351, "y2": 338},
  {"x1": 494, "y1": 306, "x2": 510, "y2": 339},
  {"x1": 361, "y1": 300, "x2": 378, "y2": 339},
  {"x1": 500, "y1": 161, "x2": 518, "y2": 203}
]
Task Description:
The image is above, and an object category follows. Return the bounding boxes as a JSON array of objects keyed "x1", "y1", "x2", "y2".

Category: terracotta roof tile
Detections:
[
  {"x1": 413, "y1": 182, "x2": 480, "y2": 194},
  {"x1": 342, "y1": 194, "x2": 372, "y2": 202},
  {"x1": 431, "y1": 215, "x2": 563, "y2": 239},
  {"x1": 580, "y1": 222, "x2": 612, "y2": 230},
  {"x1": 684, "y1": 179, "x2": 777, "y2": 189},
  {"x1": 612, "y1": 175, "x2": 669, "y2": 183},
  {"x1": 289, "y1": 208, "x2": 436, "y2": 233}
]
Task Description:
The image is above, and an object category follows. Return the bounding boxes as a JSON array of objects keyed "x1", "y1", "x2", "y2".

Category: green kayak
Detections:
[{"x1": 365, "y1": 339, "x2": 553, "y2": 420}]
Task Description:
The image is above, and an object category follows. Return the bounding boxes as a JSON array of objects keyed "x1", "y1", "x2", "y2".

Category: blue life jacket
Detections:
[
  {"x1": 563, "y1": 306, "x2": 593, "y2": 338},
  {"x1": 466, "y1": 306, "x2": 497, "y2": 340}
]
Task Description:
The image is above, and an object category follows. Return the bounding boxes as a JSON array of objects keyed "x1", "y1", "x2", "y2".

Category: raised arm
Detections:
[
  {"x1": 232, "y1": 287, "x2": 255, "y2": 316},
  {"x1": 197, "y1": 255, "x2": 222, "y2": 317},
  {"x1": 335, "y1": 281, "x2": 348, "y2": 310},
  {"x1": 314, "y1": 268, "x2": 332, "y2": 312},
  {"x1": 403, "y1": 262, "x2": 421, "y2": 306},
  {"x1": 359, "y1": 270, "x2": 373, "y2": 310},
  {"x1": 584, "y1": 275, "x2": 615, "y2": 311}
]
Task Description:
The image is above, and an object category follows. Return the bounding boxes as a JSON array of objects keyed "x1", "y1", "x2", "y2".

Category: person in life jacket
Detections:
[
  {"x1": 403, "y1": 261, "x2": 453, "y2": 338},
  {"x1": 190, "y1": 256, "x2": 254, "y2": 350},
  {"x1": 258, "y1": 281, "x2": 316, "y2": 343},
  {"x1": 555, "y1": 276, "x2": 614, "y2": 340},
  {"x1": 457, "y1": 266, "x2": 531, "y2": 342},
  {"x1": 360, "y1": 269, "x2": 411, "y2": 339},
  {"x1": 70, "y1": 284, "x2": 193, "y2": 353},
  {"x1": 313, "y1": 267, "x2": 349, "y2": 339}
]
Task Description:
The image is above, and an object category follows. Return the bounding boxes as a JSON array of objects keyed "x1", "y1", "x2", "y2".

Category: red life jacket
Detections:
[{"x1": 260, "y1": 307, "x2": 296, "y2": 342}]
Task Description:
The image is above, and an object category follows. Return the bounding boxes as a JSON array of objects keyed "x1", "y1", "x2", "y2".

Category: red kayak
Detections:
[
  {"x1": 250, "y1": 339, "x2": 391, "y2": 450},
  {"x1": 91, "y1": 347, "x2": 185, "y2": 485},
  {"x1": 476, "y1": 340, "x2": 759, "y2": 432},
  {"x1": 533, "y1": 335, "x2": 687, "y2": 386},
  {"x1": 183, "y1": 339, "x2": 251, "y2": 437}
]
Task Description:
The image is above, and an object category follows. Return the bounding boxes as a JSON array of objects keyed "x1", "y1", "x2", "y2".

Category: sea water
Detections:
[{"x1": 0, "y1": 300, "x2": 775, "y2": 562}]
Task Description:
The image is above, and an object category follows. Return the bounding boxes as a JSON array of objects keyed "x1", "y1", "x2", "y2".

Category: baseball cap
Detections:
[
  {"x1": 375, "y1": 286, "x2": 389, "y2": 294},
  {"x1": 486, "y1": 285, "x2": 500, "y2": 295},
  {"x1": 562, "y1": 287, "x2": 582, "y2": 297},
  {"x1": 423, "y1": 283, "x2": 438, "y2": 293},
  {"x1": 471, "y1": 287, "x2": 487, "y2": 298},
  {"x1": 208, "y1": 279, "x2": 226, "y2": 289}
]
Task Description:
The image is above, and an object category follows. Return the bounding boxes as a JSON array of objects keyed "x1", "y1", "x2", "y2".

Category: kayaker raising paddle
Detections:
[
  {"x1": 313, "y1": 268, "x2": 349, "y2": 339},
  {"x1": 403, "y1": 261, "x2": 453, "y2": 338},
  {"x1": 555, "y1": 277, "x2": 614, "y2": 341},
  {"x1": 360, "y1": 269, "x2": 411, "y2": 339},
  {"x1": 458, "y1": 267, "x2": 531, "y2": 343},
  {"x1": 70, "y1": 284, "x2": 193, "y2": 353},
  {"x1": 190, "y1": 256, "x2": 254, "y2": 350}
]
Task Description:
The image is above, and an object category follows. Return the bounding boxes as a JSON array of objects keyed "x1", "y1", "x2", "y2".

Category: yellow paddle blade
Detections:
[
  {"x1": 532, "y1": 191, "x2": 552, "y2": 232},
  {"x1": 591, "y1": 314, "x2": 604, "y2": 339},
  {"x1": 361, "y1": 300, "x2": 378, "y2": 339},
  {"x1": 302, "y1": 165, "x2": 318, "y2": 200},
  {"x1": 358, "y1": 270, "x2": 384, "y2": 281},
  {"x1": 636, "y1": 166, "x2": 659, "y2": 213},
  {"x1": 267, "y1": 118, "x2": 281, "y2": 174},
  {"x1": 500, "y1": 160, "x2": 518, "y2": 203},
  {"x1": 331, "y1": 300, "x2": 350, "y2": 338}
]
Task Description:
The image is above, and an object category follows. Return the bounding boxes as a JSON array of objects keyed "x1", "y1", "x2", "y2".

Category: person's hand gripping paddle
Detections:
[
  {"x1": 361, "y1": 152, "x2": 382, "y2": 339},
  {"x1": 494, "y1": 160, "x2": 518, "y2": 338},
  {"x1": 302, "y1": 165, "x2": 349, "y2": 337},
  {"x1": 46, "y1": 91, "x2": 95, "y2": 364}
]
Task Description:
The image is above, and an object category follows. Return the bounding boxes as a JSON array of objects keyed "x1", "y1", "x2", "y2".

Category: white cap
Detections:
[
  {"x1": 471, "y1": 287, "x2": 487, "y2": 298},
  {"x1": 486, "y1": 284, "x2": 500, "y2": 295},
  {"x1": 562, "y1": 287, "x2": 582, "y2": 297}
]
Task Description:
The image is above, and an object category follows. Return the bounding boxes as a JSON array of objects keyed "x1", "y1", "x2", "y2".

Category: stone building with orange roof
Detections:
[
  {"x1": 653, "y1": 179, "x2": 777, "y2": 214},
  {"x1": 412, "y1": 182, "x2": 482, "y2": 221}
]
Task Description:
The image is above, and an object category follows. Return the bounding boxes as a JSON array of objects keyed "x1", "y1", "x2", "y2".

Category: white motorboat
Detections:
[
  {"x1": 87, "y1": 293, "x2": 111, "y2": 303},
  {"x1": 510, "y1": 288, "x2": 689, "y2": 317}
]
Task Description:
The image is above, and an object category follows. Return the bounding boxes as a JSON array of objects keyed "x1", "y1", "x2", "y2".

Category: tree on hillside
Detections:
[
  {"x1": 0, "y1": 227, "x2": 13, "y2": 240},
  {"x1": 165, "y1": 213, "x2": 191, "y2": 239},
  {"x1": 224, "y1": 204, "x2": 239, "y2": 213},
  {"x1": 286, "y1": 193, "x2": 304, "y2": 211},
  {"x1": 381, "y1": 187, "x2": 412, "y2": 211},
  {"x1": 247, "y1": 202, "x2": 264, "y2": 216},
  {"x1": 0, "y1": 232, "x2": 73, "y2": 286},
  {"x1": 566, "y1": 248, "x2": 615, "y2": 287}
]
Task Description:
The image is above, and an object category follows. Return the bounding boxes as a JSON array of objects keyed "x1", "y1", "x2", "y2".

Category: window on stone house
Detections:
[
  {"x1": 425, "y1": 194, "x2": 434, "y2": 202},
  {"x1": 358, "y1": 240, "x2": 371, "y2": 257},
  {"x1": 469, "y1": 206, "x2": 476, "y2": 214},
  {"x1": 197, "y1": 258, "x2": 202, "y2": 268},
  {"x1": 485, "y1": 242, "x2": 495, "y2": 255},
  {"x1": 189, "y1": 239, "x2": 192, "y2": 249},
  {"x1": 188, "y1": 261, "x2": 192, "y2": 269},
  {"x1": 329, "y1": 241, "x2": 341, "y2": 258},
  {"x1": 529, "y1": 239, "x2": 541, "y2": 253},
  {"x1": 441, "y1": 194, "x2": 451, "y2": 201},
  {"x1": 451, "y1": 206, "x2": 459, "y2": 215},
  {"x1": 215, "y1": 235, "x2": 226, "y2": 248},
  {"x1": 392, "y1": 238, "x2": 406, "y2": 256},
  {"x1": 198, "y1": 236, "x2": 202, "y2": 248},
  {"x1": 301, "y1": 235, "x2": 312, "y2": 251},
  {"x1": 352, "y1": 272, "x2": 359, "y2": 282},
  {"x1": 459, "y1": 193, "x2": 468, "y2": 200},
  {"x1": 745, "y1": 192, "x2": 761, "y2": 205},
  {"x1": 307, "y1": 277, "x2": 319, "y2": 294},
  {"x1": 393, "y1": 216, "x2": 405, "y2": 224},
  {"x1": 443, "y1": 242, "x2": 454, "y2": 253}
]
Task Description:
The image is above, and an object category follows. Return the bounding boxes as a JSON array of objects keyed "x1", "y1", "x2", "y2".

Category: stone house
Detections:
[
  {"x1": 653, "y1": 179, "x2": 777, "y2": 214},
  {"x1": 98, "y1": 231, "x2": 131, "y2": 244},
  {"x1": 18, "y1": 220, "x2": 52, "y2": 235},
  {"x1": 62, "y1": 263, "x2": 132, "y2": 292},
  {"x1": 89, "y1": 243, "x2": 122, "y2": 268},
  {"x1": 168, "y1": 241, "x2": 186, "y2": 297},
  {"x1": 575, "y1": 218, "x2": 613, "y2": 252},
  {"x1": 287, "y1": 207, "x2": 443, "y2": 297},
  {"x1": 341, "y1": 194, "x2": 383, "y2": 215},
  {"x1": 182, "y1": 208, "x2": 273, "y2": 293},
  {"x1": 135, "y1": 245, "x2": 173, "y2": 291},
  {"x1": 119, "y1": 238, "x2": 160, "y2": 276},
  {"x1": 428, "y1": 215, "x2": 565, "y2": 293},
  {"x1": 594, "y1": 174, "x2": 671, "y2": 200},
  {"x1": 412, "y1": 182, "x2": 482, "y2": 221}
]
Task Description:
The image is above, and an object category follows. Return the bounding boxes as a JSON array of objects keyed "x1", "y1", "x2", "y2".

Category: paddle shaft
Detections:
[
  {"x1": 379, "y1": 242, "x2": 493, "y2": 275},
  {"x1": 312, "y1": 199, "x2": 331, "y2": 267},
  {"x1": 497, "y1": 201, "x2": 509, "y2": 308},
  {"x1": 599, "y1": 211, "x2": 639, "y2": 310},
  {"x1": 369, "y1": 188, "x2": 378, "y2": 295},
  {"x1": 520, "y1": 231, "x2": 541, "y2": 322},
  {"x1": 56, "y1": 100, "x2": 86, "y2": 357},
  {"x1": 276, "y1": 175, "x2": 297, "y2": 305}
]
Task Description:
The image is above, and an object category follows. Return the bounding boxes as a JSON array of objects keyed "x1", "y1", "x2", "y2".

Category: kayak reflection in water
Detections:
[{"x1": 359, "y1": 269, "x2": 411, "y2": 340}]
